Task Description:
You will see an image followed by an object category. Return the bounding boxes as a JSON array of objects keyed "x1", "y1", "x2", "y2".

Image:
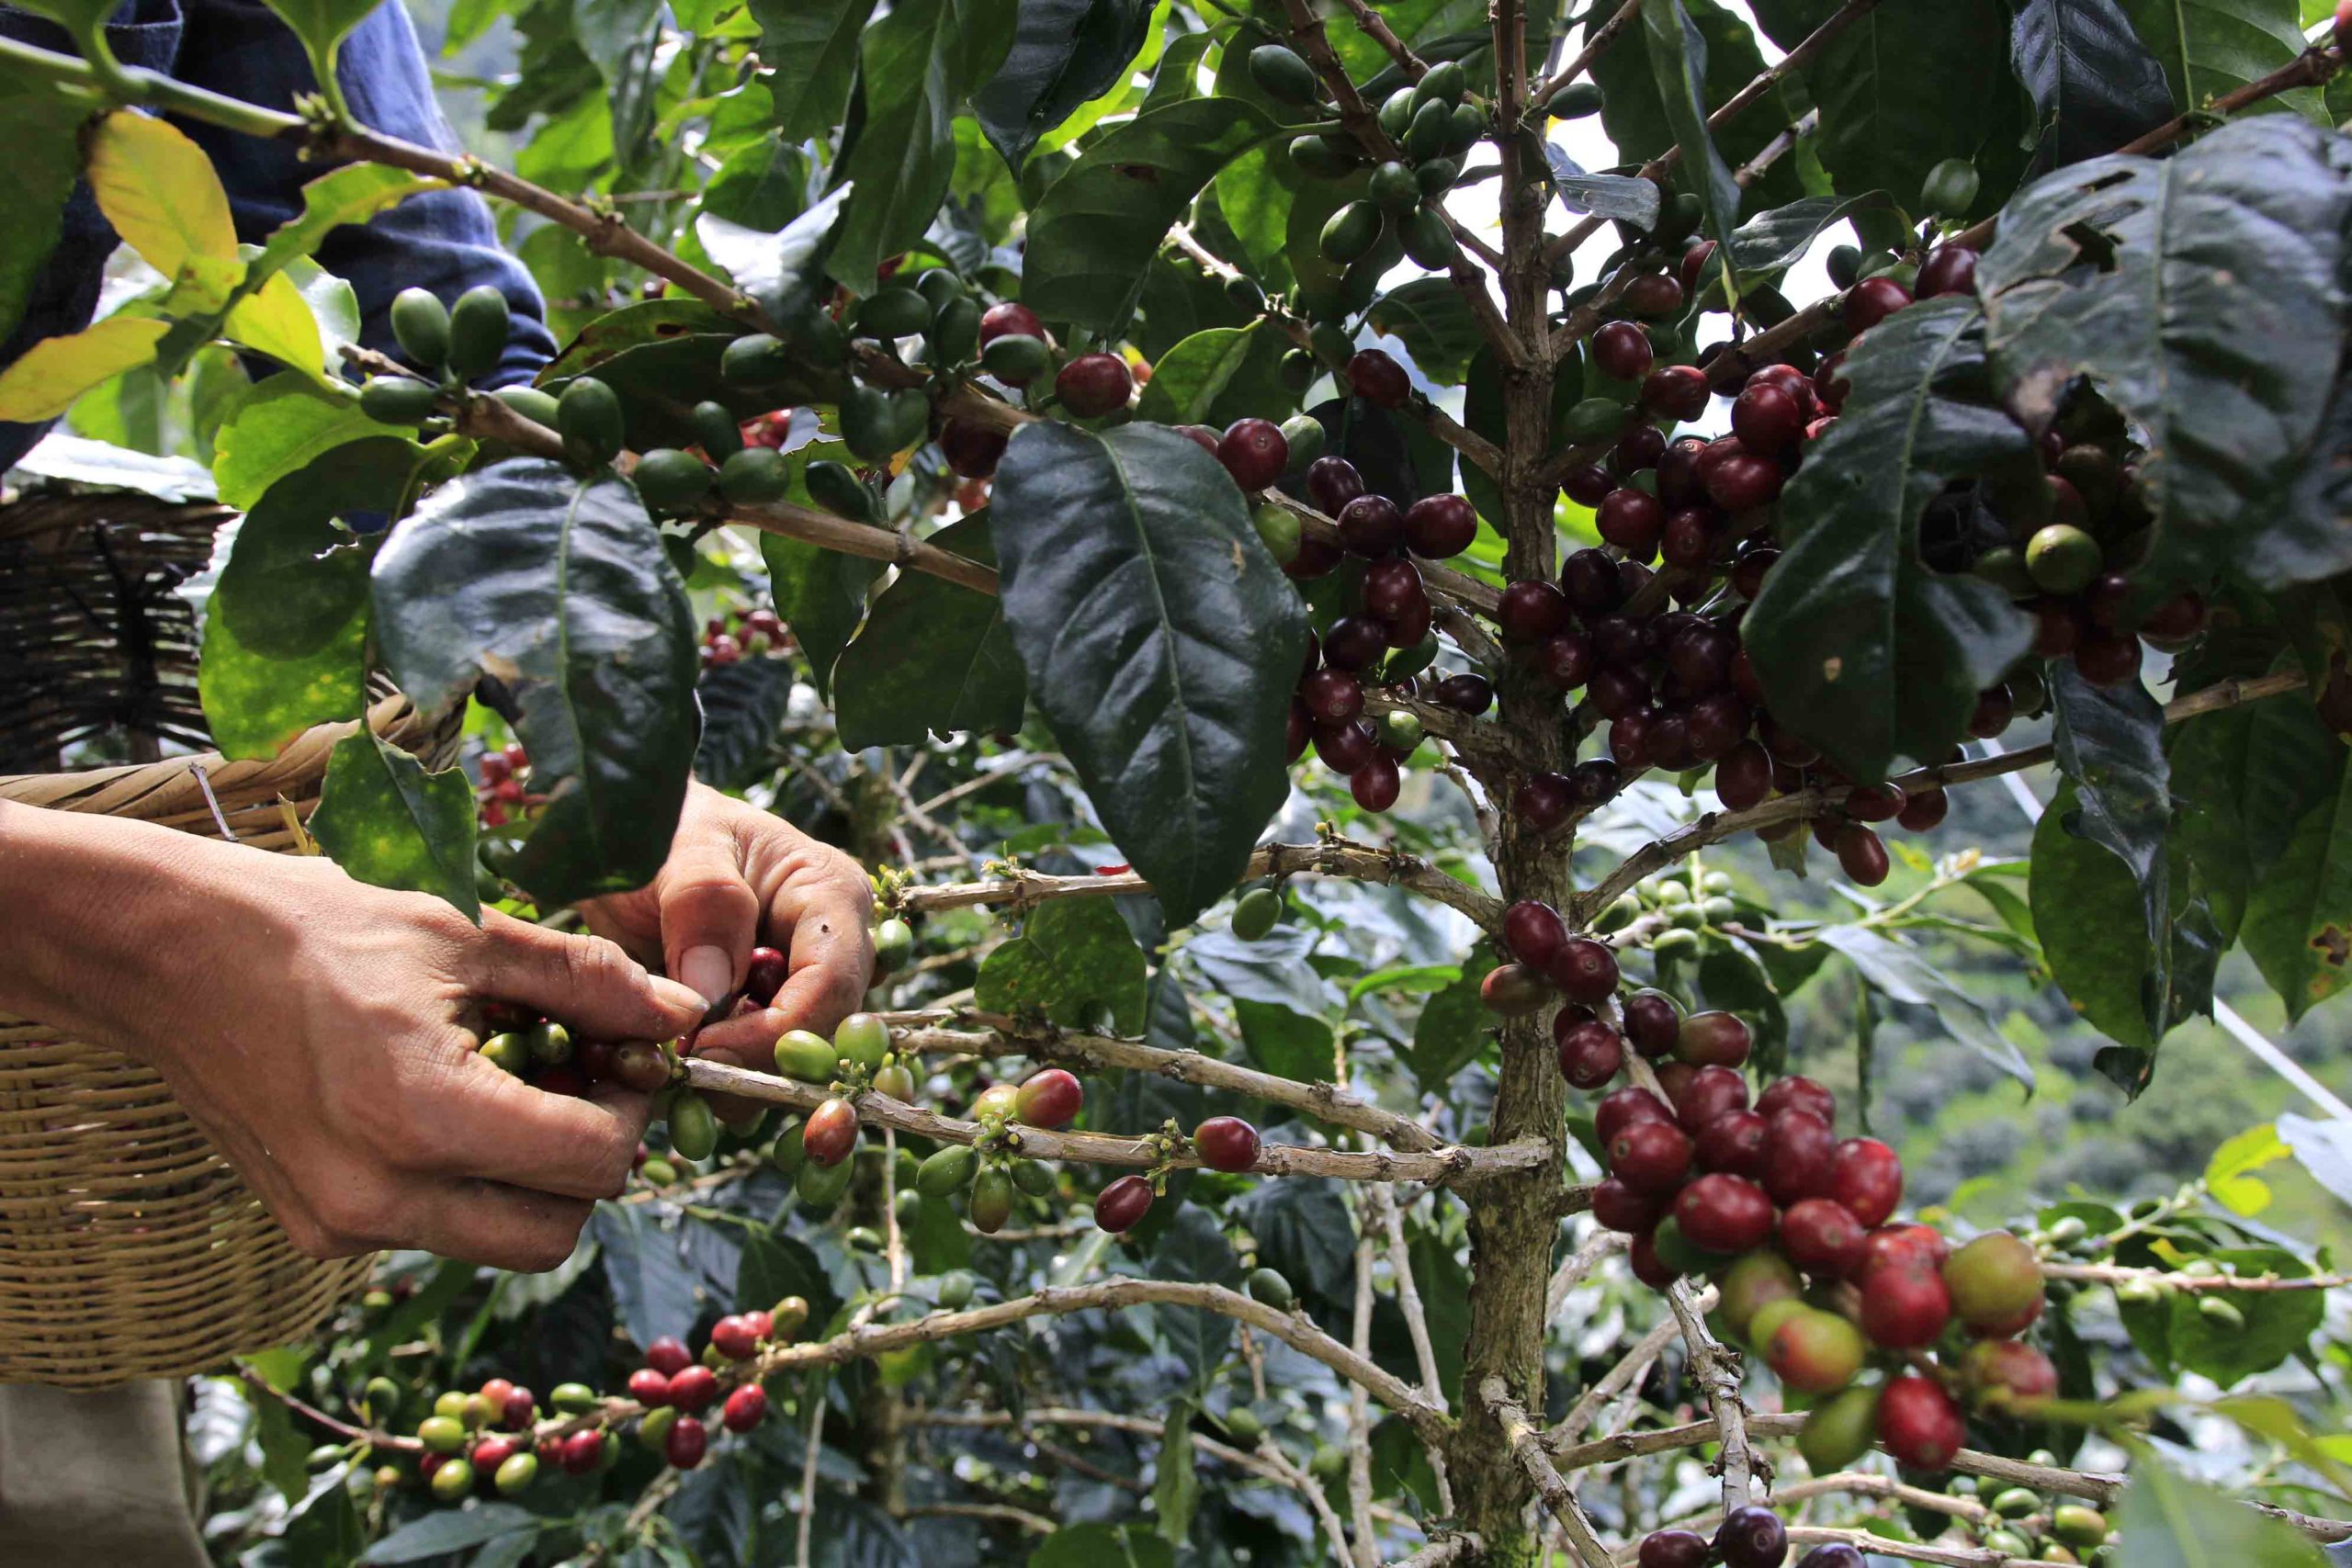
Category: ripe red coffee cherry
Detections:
[
  {"x1": 1593, "y1": 321, "x2": 1656, "y2": 381},
  {"x1": 2075, "y1": 627, "x2": 2142, "y2": 685},
  {"x1": 1694, "y1": 1109, "x2": 1767, "y2": 1178},
  {"x1": 1306, "y1": 456, "x2": 1366, "y2": 513},
  {"x1": 1540, "y1": 630, "x2": 1596, "y2": 691},
  {"x1": 1780, "y1": 1197, "x2": 1868, "y2": 1276},
  {"x1": 1564, "y1": 463, "x2": 1615, "y2": 506},
  {"x1": 1572, "y1": 758, "x2": 1622, "y2": 804},
  {"x1": 628, "y1": 1367, "x2": 673, "y2": 1405},
  {"x1": 1596, "y1": 1085, "x2": 1675, "y2": 1145},
  {"x1": 1659, "y1": 506, "x2": 1719, "y2": 570},
  {"x1": 803, "y1": 1096, "x2": 861, "y2": 1165},
  {"x1": 1505, "y1": 899, "x2": 1569, "y2": 968},
  {"x1": 1597, "y1": 488, "x2": 1666, "y2": 557},
  {"x1": 1860, "y1": 1256, "x2": 1951, "y2": 1348},
  {"x1": 1877, "y1": 1371, "x2": 1966, "y2": 1471},
  {"x1": 2142, "y1": 588, "x2": 2208, "y2": 645},
  {"x1": 667, "y1": 1364, "x2": 719, "y2": 1415},
  {"x1": 1732, "y1": 381, "x2": 1805, "y2": 455},
  {"x1": 560, "y1": 1428, "x2": 605, "y2": 1475},
  {"x1": 739, "y1": 945, "x2": 789, "y2": 1007},
  {"x1": 1300, "y1": 668, "x2": 1364, "y2": 724},
  {"x1": 1347, "y1": 348, "x2": 1410, "y2": 407},
  {"x1": 940, "y1": 418, "x2": 1008, "y2": 479},
  {"x1": 1481, "y1": 962, "x2": 1553, "y2": 1016},
  {"x1": 1216, "y1": 418, "x2": 1289, "y2": 490},
  {"x1": 1611, "y1": 423, "x2": 1668, "y2": 476},
  {"x1": 1678, "y1": 238, "x2": 1719, "y2": 294},
  {"x1": 1731, "y1": 543, "x2": 1780, "y2": 600},
  {"x1": 1898, "y1": 787, "x2": 1950, "y2": 830},
  {"x1": 1620, "y1": 273, "x2": 1685, "y2": 317},
  {"x1": 710, "y1": 1314, "x2": 762, "y2": 1360},
  {"x1": 721, "y1": 1383, "x2": 769, "y2": 1433},
  {"x1": 1941, "y1": 1230, "x2": 2042, "y2": 1331},
  {"x1": 1607, "y1": 1119, "x2": 1694, "y2": 1194},
  {"x1": 1831, "y1": 1137, "x2": 1904, "y2": 1226},
  {"x1": 1664, "y1": 623, "x2": 1736, "y2": 690},
  {"x1": 1795, "y1": 1548, "x2": 1867, "y2": 1568},
  {"x1": 1675, "y1": 1064, "x2": 1750, "y2": 1135},
  {"x1": 1917, "y1": 244, "x2": 1980, "y2": 299},
  {"x1": 1607, "y1": 706, "x2": 1657, "y2": 768},
  {"x1": 666, "y1": 1414, "x2": 709, "y2": 1471},
  {"x1": 1715, "y1": 739, "x2": 1773, "y2": 810},
  {"x1": 1403, "y1": 493, "x2": 1477, "y2": 557},
  {"x1": 1589, "y1": 665, "x2": 1652, "y2": 721},
  {"x1": 1592, "y1": 1176, "x2": 1666, "y2": 1234},
  {"x1": 979, "y1": 301, "x2": 1045, "y2": 344},
  {"x1": 1545, "y1": 936, "x2": 1620, "y2": 1004},
  {"x1": 1015, "y1": 1067, "x2": 1085, "y2": 1129},
  {"x1": 1628, "y1": 1230, "x2": 1679, "y2": 1289},
  {"x1": 1559, "y1": 547, "x2": 1623, "y2": 612},
  {"x1": 1094, "y1": 1174, "x2": 1154, "y2": 1233},
  {"x1": 1843, "y1": 781, "x2": 1906, "y2": 821},
  {"x1": 1638, "y1": 1529, "x2": 1711, "y2": 1568},
  {"x1": 1321, "y1": 614, "x2": 1389, "y2": 671},
  {"x1": 1513, "y1": 772, "x2": 1577, "y2": 831},
  {"x1": 1857, "y1": 1222, "x2": 1948, "y2": 1278},
  {"x1": 1283, "y1": 536, "x2": 1342, "y2": 580},
  {"x1": 1362, "y1": 557, "x2": 1425, "y2": 620},
  {"x1": 1705, "y1": 451, "x2": 1784, "y2": 513},
  {"x1": 1498, "y1": 579, "x2": 1572, "y2": 641},
  {"x1": 646, "y1": 1337, "x2": 693, "y2": 1377},
  {"x1": 1757, "y1": 1075, "x2": 1836, "y2": 1123},
  {"x1": 1844, "y1": 276, "x2": 1914, "y2": 333},
  {"x1": 1686, "y1": 695, "x2": 1753, "y2": 761},
  {"x1": 1434, "y1": 671, "x2": 1494, "y2": 715},
  {"x1": 1622, "y1": 989, "x2": 1681, "y2": 1058},
  {"x1": 1761, "y1": 1308, "x2": 1865, "y2": 1396},
  {"x1": 1556, "y1": 1020, "x2": 1625, "y2": 1089},
  {"x1": 1056, "y1": 353, "x2": 1133, "y2": 417},
  {"x1": 1677, "y1": 1173, "x2": 1773, "y2": 1255},
  {"x1": 1351, "y1": 754, "x2": 1401, "y2": 810},
  {"x1": 1836, "y1": 822, "x2": 1890, "y2": 886},
  {"x1": 1177, "y1": 424, "x2": 1220, "y2": 454},
  {"x1": 1337, "y1": 494, "x2": 1405, "y2": 556},
  {"x1": 612, "y1": 1041, "x2": 673, "y2": 1093},
  {"x1": 1962, "y1": 1337, "x2": 2059, "y2": 1404},
  {"x1": 1193, "y1": 1116, "x2": 1261, "y2": 1172},
  {"x1": 1761, "y1": 1110, "x2": 1837, "y2": 1204},
  {"x1": 469, "y1": 1434, "x2": 516, "y2": 1479},
  {"x1": 1314, "y1": 719, "x2": 1377, "y2": 773},
  {"x1": 1674, "y1": 1010, "x2": 1752, "y2": 1067},
  {"x1": 1641, "y1": 364, "x2": 1711, "y2": 421}
]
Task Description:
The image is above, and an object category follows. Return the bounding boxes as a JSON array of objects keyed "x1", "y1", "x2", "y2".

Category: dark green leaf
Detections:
[
  {"x1": 1726, "y1": 192, "x2": 1893, "y2": 281},
  {"x1": 2241, "y1": 761, "x2": 2352, "y2": 1022},
  {"x1": 254, "y1": 0, "x2": 385, "y2": 90},
  {"x1": 976, "y1": 0, "x2": 1158, "y2": 170},
  {"x1": 747, "y1": 0, "x2": 877, "y2": 140},
  {"x1": 990, "y1": 422, "x2": 1309, "y2": 929},
  {"x1": 2050, "y1": 661, "x2": 2172, "y2": 1009},
  {"x1": 0, "y1": 51, "x2": 90, "y2": 347},
  {"x1": 698, "y1": 183, "x2": 852, "y2": 331},
  {"x1": 904, "y1": 1191, "x2": 972, "y2": 1275},
  {"x1": 310, "y1": 733, "x2": 481, "y2": 921},
  {"x1": 698, "y1": 134, "x2": 811, "y2": 232},
  {"x1": 538, "y1": 299, "x2": 741, "y2": 381},
  {"x1": 1234, "y1": 1179, "x2": 1353, "y2": 1306},
  {"x1": 1595, "y1": 0, "x2": 1803, "y2": 212},
  {"x1": 695, "y1": 656, "x2": 799, "y2": 789},
  {"x1": 761, "y1": 532, "x2": 880, "y2": 703},
  {"x1": 1131, "y1": 323, "x2": 1292, "y2": 428},
  {"x1": 975, "y1": 897, "x2": 1149, "y2": 1033},
  {"x1": 1021, "y1": 98, "x2": 1283, "y2": 333},
  {"x1": 1152, "y1": 1401, "x2": 1198, "y2": 1544},
  {"x1": 200, "y1": 435, "x2": 417, "y2": 759},
  {"x1": 211, "y1": 374, "x2": 406, "y2": 511},
  {"x1": 1367, "y1": 279, "x2": 1486, "y2": 388},
  {"x1": 1028, "y1": 1524, "x2": 1176, "y2": 1568},
  {"x1": 1233, "y1": 998, "x2": 1337, "y2": 1084},
  {"x1": 2008, "y1": 0, "x2": 2174, "y2": 173},
  {"x1": 2168, "y1": 690, "x2": 2345, "y2": 940},
  {"x1": 592, "y1": 1204, "x2": 704, "y2": 1348},
  {"x1": 1637, "y1": 0, "x2": 1745, "y2": 253},
  {"x1": 835, "y1": 515, "x2": 1024, "y2": 747},
  {"x1": 738, "y1": 1229, "x2": 842, "y2": 1328},
  {"x1": 1403, "y1": 943, "x2": 1494, "y2": 1095},
  {"x1": 1815, "y1": 925, "x2": 2034, "y2": 1093},
  {"x1": 2115, "y1": 0, "x2": 2319, "y2": 118},
  {"x1": 2116, "y1": 1457, "x2": 2328, "y2": 1567},
  {"x1": 361, "y1": 1506, "x2": 539, "y2": 1564},
  {"x1": 1744, "y1": 296, "x2": 2038, "y2": 781},
  {"x1": 371, "y1": 458, "x2": 699, "y2": 906},
  {"x1": 827, "y1": 0, "x2": 1020, "y2": 293},
  {"x1": 2245, "y1": 361, "x2": 2352, "y2": 591},
  {"x1": 1148, "y1": 1205, "x2": 1241, "y2": 1387},
  {"x1": 2165, "y1": 1249, "x2": 2327, "y2": 1385},
  {"x1": 1978, "y1": 118, "x2": 2352, "y2": 598}
]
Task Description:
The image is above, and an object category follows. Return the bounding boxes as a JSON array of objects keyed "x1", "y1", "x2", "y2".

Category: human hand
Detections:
[
  {"x1": 580, "y1": 781, "x2": 875, "y2": 1072},
  {"x1": 0, "y1": 806, "x2": 706, "y2": 1271}
]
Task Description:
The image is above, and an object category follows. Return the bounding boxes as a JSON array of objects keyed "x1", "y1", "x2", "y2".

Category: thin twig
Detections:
[{"x1": 1348, "y1": 1233, "x2": 1380, "y2": 1568}]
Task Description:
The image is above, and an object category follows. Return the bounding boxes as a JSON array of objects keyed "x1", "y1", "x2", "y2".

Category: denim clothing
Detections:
[{"x1": 0, "y1": 0, "x2": 555, "y2": 471}]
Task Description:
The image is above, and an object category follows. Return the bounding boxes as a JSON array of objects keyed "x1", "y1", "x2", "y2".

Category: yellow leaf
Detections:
[
  {"x1": 225, "y1": 271, "x2": 325, "y2": 378},
  {"x1": 0, "y1": 315, "x2": 170, "y2": 420},
  {"x1": 85, "y1": 110, "x2": 241, "y2": 309}
]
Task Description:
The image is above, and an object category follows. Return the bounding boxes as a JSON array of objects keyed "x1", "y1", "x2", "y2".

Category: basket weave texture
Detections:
[{"x1": 0, "y1": 694, "x2": 446, "y2": 1388}]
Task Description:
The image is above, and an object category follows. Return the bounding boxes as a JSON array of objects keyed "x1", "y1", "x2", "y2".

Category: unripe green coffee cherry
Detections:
[
  {"x1": 494, "y1": 1450, "x2": 538, "y2": 1495},
  {"x1": 430, "y1": 1455, "x2": 475, "y2": 1501},
  {"x1": 1246, "y1": 1267, "x2": 1295, "y2": 1311},
  {"x1": 447, "y1": 284, "x2": 513, "y2": 379},
  {"x1": 550, "y1": 1382, "x2": 598, "y2": 1414},
  {"x1": 359, "y1": 376, "x2": 440, "y2": 425},
  {"x1": 1225, "y1": 274, "x2": 1267, "y2": 315},
  {"x1": 775, "y1": 1030, "x2": 839, "y2": 1083},
  {"x1": 1279, "y1": 412, "x2": 1325, "y2": 470},
  {"x1": 1308, "y1": 1443, "x2": 1346, "y2": 1481},
  {"x1": 981, "y1": 333, "x2": 1052, "y2": 384},
  {"x1": 719, "y1": 446, "x2": 791, "y2": 505},
  {"x1": 1252, "y1": 502, "x2": 1303, "y2": 565},
  {"x1": 1370, "y1": 161, "x2": 1419, "y2": 211},
  {"x1": 928, "y1": 296, "x2": 980, "y2": 364},
  {"x1": 1378, "y1": 86, "x2": 1418, "y2": 138},
  {"x1": 1377, "y1": 710, "x2": 1425, "y2": 754},
  {"x1": 1232, "y1": 886, "x2": 1283, "y2": 942},
  {"x1": 1321, "y1": 200, "x2": 1384, "y2": 265},
  {"x1": 1381, "y1": 631, "x2": 1440, "y2": 684},
  {"x1": 669, "y1": 1090, "x2": 719, "y2": 1162},
  {"x1": 917, "y1": 1145, "x2": 978, "y2": 1196},
  {"x1": 1225, "y1": 1406, "x2": 1265, "y2": 1443},
  {"x1": 480, "y1": 1032, "x2": 530, "y2": 1075},
  {"x1": 1287, "y1": 134, "x2": 1358, "y2": 180},
  {"x1": 639, "y1": 1405, "x2": 678, "y2": 1451},
  {"x1": 1010, "y1": 1158, "x2": 1054, "y2": 1197},
  {"x1": 418, "y1": 1416, "x2": 468, "y2": 1453},
  {"x1": 857, "y1": 287, "x2": 933, "y2": 340},
  {"x1": 1247, "y1": 43, "x2": 1320, "y2": 105},
  {"x1": 494, "y1": 384, "x2": 561, "y2": 427},
  {"x1": 434, "y1": 1391, "x2": 469, "y2": 1421},
  {"x1": 1992, "y1": 1487, "x2": 2041, "y2": 1518},
  {"x1": 835, "y1": 1012, "x2": 891, "y2": 1072},
  {"x1": 364, "y1": 1376, "x2": 402, "y2": 1419},
  {"x1": 722, "y1": 333, "x2": 795, "y2": 385},
  {"x1": 634, "y1": 449, "x2": 714, "y2": 515},
  {"x1": 639, "y1": 1156, "x2": 678, "y2": 1186},
  {"x1": 1412, "y1": 60, "x2": 1465, "y2": 109},
  {"x1": 390, "y1": 287, "x2": 450, "y2": 368},
  {"x1": 1546, "y1": 81, "x2": 1605, "y2": 118},
  {"x1": 1415, "y1": 157, "x2": 1460, "y2": 196},
  {"x1": 968, "y1": 1166, "x2": 1015, "y2": 1233},
  {"x1": 771, "y1": 1120, "x2": 807, "y2": 1172},
  {"x1": 1401, "y1": 205, "x2": 1458, "y2": 268},
  {"x1": 1405, "y1": 97, "x2": 1453, "y2": 161},
  {"x1": 797, "y1": 1152, "x2": 854, "y2": 1207},
  {"x1": 1921, "y1": 157, "x2": 1981, "y2": 217},
  {"x1": 937, "y1": 1271, "x2": 975, "y2": 1309},
  {"x1": 557, "y1": 377, "x2": 625, "y2": 468}
]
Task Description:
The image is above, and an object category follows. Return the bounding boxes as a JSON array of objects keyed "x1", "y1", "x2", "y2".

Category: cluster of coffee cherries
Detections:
[
  {"x1": 1092, "y1": 1113, "x2": 1265, "y2": 1235},
  {"x1": 700, "y1": 604, "x2": 788, "y2": 669},
  {"x1": 766, "y1": 1010, "x2": 921, "y2": 1207},
  {"x1": 1635, "y1": 1506, "x2": 1857, "y2": 1568},
  {"x1": 1960, "y1": 1479, "x2": 2117, "y2": 1564},
  {"x1": 473, "y1": 740, "x2": 538, "y2": 829},
  {"x1": 899, "y1": 1066, "x2": 1082, "y2": 1232}
]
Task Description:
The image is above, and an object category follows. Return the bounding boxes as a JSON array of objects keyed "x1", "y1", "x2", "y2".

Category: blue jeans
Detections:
[{"x1": 0, "y1": 0, "x2": 555, "y2": 471}]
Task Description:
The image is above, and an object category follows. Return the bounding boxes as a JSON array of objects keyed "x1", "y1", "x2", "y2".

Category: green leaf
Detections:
[
  {"x1": 737, "y1": 1229, "x2": 841, "y2": 1328},
  {"x1": 211, "y1": 374, "x2": 404, "y2": 512},
  {"x1": 748, "y1": 0, "x2": 878, "y2": 141},
  {"x1": 1028, "y1": 1524, "x2": 1175, "y2": 1568},
  {"x1": 540, "y1": 310, "x2": 842, "y2": 448},
  {"x1": 1743, "y1": 296, "x2": 2037, "y2": 782},
  {"x1": 309, "y1": 733, "x2": 481, "y2": 920},
  {"x1": 2008, "y1": 0, "x2": 2175, "y2": 173},
  {"x1": 1131, "y1": 322, "x2": 1290, "y2": 428},
  {"x1": 1638, "y1": 0, "x2": 1744, "y2": 254},
  {"x1": 1152, "y1": 1400, "x2": 1198, "y2": 1544},
  {"x1": 1404, "y1": 942, "x2": 1496, "y2": 1096},
  {"x1": 85, "y1": 111, "x2": 243, "y2": 310},
  {"x1": 833, "y1": 514, "x2": 1025, "y2": 748},
  {"x1": 2168, "y1": 688, "x2": 2345, "y2": 940},
  {"x1": 2204, "y1": 1123, "x2": 2291, "y2": 1217},
  {"x1": 1815, "y1": 925, "x2": 2034, "y2": 1093},
  {"x1": 2241, "y1": 758, "x2": 2352, "y2": 1022},
  {"x1": 976, "y1": 0, "x2": 1158, "y2": 170},
  {"x1": 825, "y1": 0, "x2": 1020, "y2": 294},
  {"x1": 2116, "y1": 0, "x2": 2319, "y2": 118},
  {"x1": 200, "y1": 435, "x2": 419, "y2": 759},
  {"x1": 361, "y1": 1506, "x2": 540, "y2": 1564},
  {"x1": 974, "y1": 897, "x2": 1149, "y2": 1034},
  {"x1": 695, "y1": 135, "x2": 810, "y2": 233},
  {"x1": 0, "y1": 315, "x2": 171, "y2": 422},
  {"x1": 2050, "y1": 662, "x2": 2173, "y2": 1016},
  {"x1": 370, "y1": 458, "x2": 699, "y2": 906},
  {"x1": 1368, "y1": 278, "x2": 1486, "y2": 388},
  {"x1": 760, "y1": 531, "x2": 880, "y2": 704},
  {"x1": 1596, "y1": 0, "x2": 1803, "y2": 212},
  {"x1": 256, "y1": 0, "x2": 386, "y2": 117},
  {"x1": 1149, "y1": 1204, "x2": 1240, "y2": 1387},
  {"x1": 1234, "y1": 1179, "x2": 1352, "y2": 1305},
  {"x1": 1752, "y1": 0, "x2": 2027, "y2": 220},
  {"x1": 1020, "y1": 97, "x2": 1283, "y2": 333},
  {"x1": 1978, "y1": 118, "x2": 2352, "y2": 599},
  {"x1": 2117, "y1": 1459, "x2": 2326, "y2": 1566},
  {"x1": 2245, "y1": 360, "x2": 2352, "y2": 591},
  {"x1": 1726, "y1": 192, "x2": 1894, "y2": 282},
  {"x1": 989, "y1": 421, "x2": 1309, "y2": 930},
  {"x1": 696, "y1": 182, "x2": 852, "y2": 330},
  {"x1": 0, "y1": 50, "x2": 90, "y2": 347},
  {"x1": 249, "y1": 167, "x2": 442, "y2": 300},
  {"x1": 2165, "y1": 1249, "x2": 2325, "y2": 1386}
]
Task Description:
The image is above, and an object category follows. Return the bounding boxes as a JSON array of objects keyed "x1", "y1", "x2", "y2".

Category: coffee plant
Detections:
[{"x1": 11, "y1": 0, "x2": 2352, "y2": 1562}]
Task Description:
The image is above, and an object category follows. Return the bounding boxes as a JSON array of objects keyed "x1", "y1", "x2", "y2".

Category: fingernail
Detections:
[{"x1": 680, "y1": 945, "x2": 733, "y2": 1007}]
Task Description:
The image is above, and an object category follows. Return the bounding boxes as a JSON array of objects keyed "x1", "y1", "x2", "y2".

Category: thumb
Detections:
[{"x1": 656, "y1": 839, "x2": 762, "y2": 1010}]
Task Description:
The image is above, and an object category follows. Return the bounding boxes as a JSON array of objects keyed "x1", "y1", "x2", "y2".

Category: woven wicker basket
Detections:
[{"x1": 0, "y1": 694, "x2": 456, "y2": 1388}]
